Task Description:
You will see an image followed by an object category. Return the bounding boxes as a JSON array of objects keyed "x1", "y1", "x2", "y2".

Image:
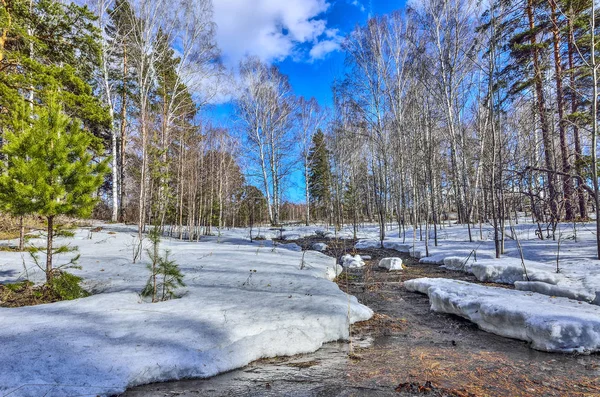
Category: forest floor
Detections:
[{"x1": 122, "y1": 237, "x2": 600, "y2": 397}]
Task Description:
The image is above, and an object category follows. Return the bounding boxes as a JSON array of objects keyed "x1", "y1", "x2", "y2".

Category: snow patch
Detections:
[
  {"x1": 0, "y1": 226, "x2": 371, "y2": 396},
  {"x1": 341, "y1": 254, "x2": 365, "y2": 269},
  {"x1": 514, "y1": 281, "x2": 596, "y2": 303},
  {"x1": 471, "y1": 263, "x2": 525, "y2": 284},
  {"x1": 441, "y1": 256, "x2": 470, "y2": 271},
  {"x1": 277, "y1": 242, "x2": 302, "y2": 252},
  {"x1": 282, "y1": 233, "x2": 302, "y2": 241},
  {"x1": 382, "y1": 240, "x2": 411, "y2": 252},
  {"x1": 405, "y1": 278, "x2": 600, "y2": 353},
  {"x1": 355, "y1": 239, "x2": 380, "y2": 249},
  {"x1": 311, "y1": 243, "x2": 327, "y2": 252},
  {"x1": 378, "y1": 257, "x2": 404, "y2": 271},
  {"x1": 419, "y1": 254, "x2": 445, "y2": 265}
]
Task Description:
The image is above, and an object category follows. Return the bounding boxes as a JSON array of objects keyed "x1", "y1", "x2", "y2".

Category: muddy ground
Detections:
[{"x1": 121, "y1": 237, "x2": 600, "y2": 397}]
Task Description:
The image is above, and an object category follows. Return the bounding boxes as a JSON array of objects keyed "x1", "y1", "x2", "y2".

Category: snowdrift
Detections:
[
  {"x1": 405, "y1": 278, "x2": 600, "y2": 354},
  {"x1": 0, "y1": 226, "x2": 371, "y2": 397}
]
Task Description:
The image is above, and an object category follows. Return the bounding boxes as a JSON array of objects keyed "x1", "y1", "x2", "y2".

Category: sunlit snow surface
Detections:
[
  {"x1": 343, "y1": 221, "x2": 600, "y2": 305},
  {"x1": 0, "y1": 225, "x2": 371, "y2": 397},
  {"x1": 405, "y1": 277, "x2": 600, "y2": 353}
]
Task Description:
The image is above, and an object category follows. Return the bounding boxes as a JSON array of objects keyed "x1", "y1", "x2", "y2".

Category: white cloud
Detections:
[
  {"x1": 308, "y1": 28, "x2": 344, "y2": 61},
  {"x1": 212, "y1": 0, "x2": 338, "y2": 66},
  {"x1": 350, "y1": 0, "x2": 366, "y2": 12},
  {"x1": 309, "y1": 40, "x2": 340, "y2": 61}
]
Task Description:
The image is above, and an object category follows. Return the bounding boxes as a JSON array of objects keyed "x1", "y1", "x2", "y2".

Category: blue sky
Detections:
[
  {"x1": 206, "y1": 0, "x2": 407, "y2": 201},
  {"x1": 278, "y1": 0, "x2": 405, "y2": 107}
]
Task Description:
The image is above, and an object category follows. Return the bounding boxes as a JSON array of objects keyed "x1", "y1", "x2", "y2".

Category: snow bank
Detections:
[
  {"x1": 382, "y1": 240, "x2": 411, "y2": 252},
  {"x1": 281, "y1": 233, "x2": 302, "y2": 241},
  {"x1": 405, "y1": 278, "x2": 600, "y2": 353},
  {"x1": 276, "y1": 242, "x2": 302, "y2": 252},
  {"x1": 378, "y1": 257, "x2": 404, "y2": 271},
  {"x1": 0, "y1": 225, "x2": 372, "y2": 397},
  {"x1": 471, "y1": 262, "x2": 525, "y2": 284},
  {"x1": 441, "y1": 256, "x2": 470, "y2": 270},
  {"x1": 314, "y1": 229, "x2": 333, "y2": 239},
  {"x1": 355, "y1": 239, "x2": 381, "y2": 249},
  {"x1": 341, "y1": 254, "x2": 365, "y2": 268},
  {"x1": 419, "y1": 254, "x2": 445, "y2": 265},
  {"x1": 312, "y1": 243, "x2": 327, "y2": 252},
  {"x1": 514, "y1": 281, "x2": 597, "y2": 303}
]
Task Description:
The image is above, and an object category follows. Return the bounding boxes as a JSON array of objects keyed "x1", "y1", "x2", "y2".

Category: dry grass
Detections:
[
  {"x1": 352, "y1": 312, "x2": 407, "y2": 336},
  {"x1": 0, "y1": 281, "x2": 61, "y2": 307},
  {"x1": 0, "y1": 214, "x2": 90, "y2": 243}
]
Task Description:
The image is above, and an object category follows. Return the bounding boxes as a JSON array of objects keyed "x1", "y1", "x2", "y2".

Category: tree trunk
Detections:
[
  {"x1": 46, "y1": 215, "x2": 54, "y2": 282},
  {"x1": 590, "y1": 0, "x2": 600, "y2": 259},
  {"x1": 305, "y1": 161, "x2": 310, "y2": 226},
  {"x1": 0, "y1": 0, "x2": 10, "y2": 63},
  {"x1": 568, "y1": 5, "x2": 587, "y2": 220},
  {"x1": 527, "y1": 0, "x2": 559, "y2": 221},
  {"x1": 119, "y1": 44, "x2": 128, "y2": 222},
  {"x1": 550, "y1": 0, "x2": 575, "y2": 221},
  {"x1": 19, "y1": 215, "x2": 24, "y2": 251}
]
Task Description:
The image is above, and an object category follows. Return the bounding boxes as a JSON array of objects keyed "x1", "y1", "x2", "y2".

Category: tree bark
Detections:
[
  {"x1": 526, "y1": 0, "x2": 559, "y2": 221},
  {"x1": 119, "y1": 44, "x2": 128, "y2": 222},
  {"x1": 589, "y1": 0, "x2": 600, "y2": 258},
  {"x1": 567, "y1": 4, "x2": 587, "y2": 220},
  {"x1": 46, "y1": 215, "x2": 54, "y2": 282},
  {"x1": 549, "y1": 0, "x2": 575, "y2": 220},
  {"x1": 19, "y1": 215, "x2": 24, "y2": 251}
]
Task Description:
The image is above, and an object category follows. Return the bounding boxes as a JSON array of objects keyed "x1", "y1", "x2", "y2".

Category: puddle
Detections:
[{"x1": 120, "y1": 339, "x2": 403, "y2": 397}]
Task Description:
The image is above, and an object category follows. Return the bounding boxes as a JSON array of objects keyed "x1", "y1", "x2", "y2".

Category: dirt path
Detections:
[{"x1": 121, "y1": 238, "x2": 600, "y2": 397}]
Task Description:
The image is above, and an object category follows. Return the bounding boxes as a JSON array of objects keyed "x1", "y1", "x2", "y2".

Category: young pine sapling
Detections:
[{"x1": 142, "y1": 228, "x2": 185, "y2": 302}]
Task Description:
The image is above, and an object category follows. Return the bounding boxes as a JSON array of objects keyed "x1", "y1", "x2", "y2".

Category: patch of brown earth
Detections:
[
  {"x1": 339, "y1": 241, "x2": 600, "y2": 397},
  {"x1": 0, "y1": 281, "x2": 62, "y2": 307}
]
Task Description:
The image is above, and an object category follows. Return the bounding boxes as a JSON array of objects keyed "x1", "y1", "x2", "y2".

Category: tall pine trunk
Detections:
[
  {"x1": 550, "y1": 0, "x2": 575, "y2": 220},
  {"x1": 568, "y1": 5, "x2": 588, "y2": 220},
  {"x1": 527, "y1": 0, "x2": 559, "y2": 221}
]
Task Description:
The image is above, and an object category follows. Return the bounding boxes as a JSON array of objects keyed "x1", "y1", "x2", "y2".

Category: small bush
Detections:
[
  {"x1": 48, "y1": 272, "x2": 89, "y2": 300},
  {"x1": 5, "y1": 280, "x2": 33, "y2": 292},
  {"x1": 54, "y1": 229, "x2": 76, "y2": 238}
]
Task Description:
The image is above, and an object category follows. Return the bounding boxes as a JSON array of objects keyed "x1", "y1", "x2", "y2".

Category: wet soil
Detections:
[{"x1": 120, "y1": 238, "x2": 600, "y2": 397}]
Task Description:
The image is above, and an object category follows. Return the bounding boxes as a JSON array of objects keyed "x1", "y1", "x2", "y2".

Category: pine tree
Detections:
[
  {"x1": 0, "y1": 94, "x2": 109, "y2": 282},
  {"x1": 307, "y1": 129, "x2": 332, "y2": 220},
  {"x1": 142, "y1": 227, "x2": 185, "y2": 302},
  {"x1": 0, "y1": 0, "x2": 110, "y2": 132}
]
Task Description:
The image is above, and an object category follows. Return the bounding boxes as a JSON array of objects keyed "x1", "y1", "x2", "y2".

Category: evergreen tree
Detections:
[
  {"x1": 0, "y1": 94, "x2": 109, "y2": 282},
  {"x1": 142, "y1": 227, "x2": 185, "y2": 302},
  {"x1": 307, "y1": 129, "x2": 332, "y2": 220},
  {"x1": 148, "y1": 29, "x2": 197, "y2": 227},
  {"x1": 0, "y1": 0, "x2": 110, "y2": 133}
]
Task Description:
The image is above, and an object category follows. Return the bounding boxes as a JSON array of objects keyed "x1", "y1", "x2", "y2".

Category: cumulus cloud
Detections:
[
  {"x1": 309, "y1": 40, "x2": 340, "y2": 61},
  {"x1": 212, "y1": 0, "x2": 341, "y2": 66},
  {"x1": 309, "y1": 28, "x2": 344, "y2": 61}
]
